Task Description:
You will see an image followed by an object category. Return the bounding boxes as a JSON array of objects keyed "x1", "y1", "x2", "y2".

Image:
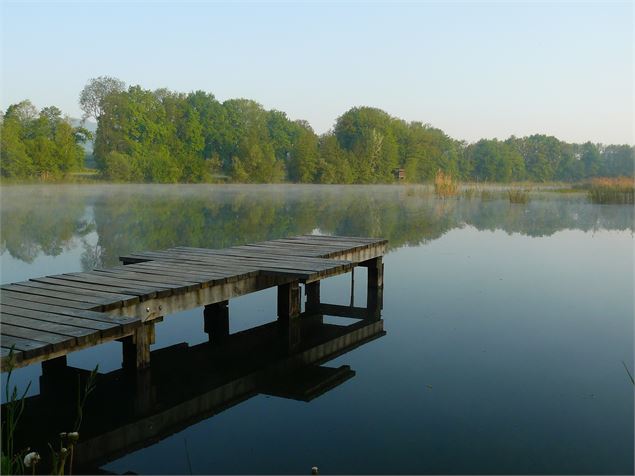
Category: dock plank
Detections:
[
  {"x1": 30, "y1": 276, "x2": 154, "y2": 298},
  {"x1": 1, "y1": 335, "x2": 51, "y2": 359},
  {"x1": 1, "y1": 305, "x2": 121, "y2": 336},
  {"x1": 1, "y1": 315, "x2": 99, "y2": 346},
  {"x1": 50, "y1": 274, "x2": 163, "y2": 298},
  {"x1": 2, "y1": 284, "x2": 112, "y2": 306},
  {"x1": 1, "y1": 324, "x2": 72, "y2": 351},
  {"x1": 89, "y1": 269, "x2": 201, "y2": 291},
  {"x1": 12, "y1": 280, "x2": 138, "y2": 305},
  {"x1": 0, "y1": 290, "x2": 98, "y2": 311},
  {"x1": 0, "y1": 299, "x2": 139, "y2": 332}
]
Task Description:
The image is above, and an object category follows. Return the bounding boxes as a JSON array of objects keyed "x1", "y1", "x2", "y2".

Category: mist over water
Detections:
[{"x1": 1, "y1": 184, "x2": 633, "y2": 474}]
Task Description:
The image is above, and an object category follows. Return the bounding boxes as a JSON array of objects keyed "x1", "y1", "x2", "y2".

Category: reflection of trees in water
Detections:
[
  {"x1": 458, "y1": 194, "x2": 634, "y2": 237},
  {"x1": 0, "y1": 186, "x2": 632, "y2": 267},
  {"x1": 90, "y1": 188, "x2": 459, "y2": 266},
  {"x1": 0, "y1": 188, "x2": 94, "y2": 263}
]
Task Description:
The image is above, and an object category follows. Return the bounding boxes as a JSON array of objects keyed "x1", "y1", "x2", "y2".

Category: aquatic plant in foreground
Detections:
[{"x1": 1, "y1": 349, "x2": 98, "y2": 475}]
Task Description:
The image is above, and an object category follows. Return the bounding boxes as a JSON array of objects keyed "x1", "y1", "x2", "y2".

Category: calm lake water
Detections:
[{"x1": 1, "y1": 184, "x2": 633, "y2": 475}]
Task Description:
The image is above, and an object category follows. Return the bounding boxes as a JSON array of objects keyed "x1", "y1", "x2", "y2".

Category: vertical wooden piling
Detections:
[
  {"x1": 204, "y1": 301, "x2": 230, "y2": 343},
  {"x1": 40, "y1": 355, "x2": 69, "y2": 397},
  {"x1": 365, "y1": 256, "x2": 384, "y2": 290},
  {"x1": 122, "y1": 322, "x2": 155, "y2": 370},
  {"x1": 364, "y1": 257, "x2": 384, "y2": 312},
  {"x1": 305, "y1": 281, "x2": 320, "y2": 313},
  {"x1": 41, "y1": 355, "x2": 67, "y2": 373},
  {"x1": 278, "y1": 281, "x2": 301, "y2": 320}
]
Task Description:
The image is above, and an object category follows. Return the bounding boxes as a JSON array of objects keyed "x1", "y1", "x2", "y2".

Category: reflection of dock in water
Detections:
[{"x1": 11, "y1": 304, "x2": 385, "y2": 472}]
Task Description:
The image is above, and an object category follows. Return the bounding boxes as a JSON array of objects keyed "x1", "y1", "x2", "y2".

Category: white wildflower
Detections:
[{"x1": 23, "y1": 452, "x2": 40, "y2": 468}]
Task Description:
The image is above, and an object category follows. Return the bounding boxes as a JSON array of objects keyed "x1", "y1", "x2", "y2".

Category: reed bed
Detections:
[
  {"x1": 588, "y1": 177, "x2": 634, "y2": 204},
  {"x1": 434, "y1": 170, "x2": 459, "y2": 198},
  {"x1": 507, "y1": 189, "x2": 531, "y2": 204}
]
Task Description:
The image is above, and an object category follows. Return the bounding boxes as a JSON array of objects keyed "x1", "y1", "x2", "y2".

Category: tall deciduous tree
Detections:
[{"x1": 79, "y1": 76, "x2": 126, "y2": 121}]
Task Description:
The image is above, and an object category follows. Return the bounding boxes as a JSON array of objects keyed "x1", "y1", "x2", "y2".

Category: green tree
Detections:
[
  {"x1": 334, "y1": 107, "x2": 400, "y2": 182},
  {"x1": 0, "y1": 117, "x2": 33, "y2": 178},
  {"x1": 601, "y1": 145, "x2": 634, "y2": 177},
  {"x1": 580, "y1": 142, "x2": 602, "y2": 178},
  {"x1": 79, "y1": 76, "x2": 126, "y2": 121},
  {"x1": 1, "y1": 101, "x2": 86, "y2": 179},
  {"x1": 467, "y1": 139, "x2": 524, "y2": 182},
  {"x1": 317, "y1": 134, "x2": 353, "y2": 183},
  {"x1": 288, "y1": 121, "x2": 319, "y2": 182},
  {"x1": 402, "y1": 122, "x2": 460, "y2": 181}
]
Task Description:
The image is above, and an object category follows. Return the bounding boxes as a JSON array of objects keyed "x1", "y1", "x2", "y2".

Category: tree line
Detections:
[
  {"x1": 0, "y1": 102, "x2": 91, "y2": 180},
  {"x1": 1, "y1": 76, "x2": 633, "y2": 182}
]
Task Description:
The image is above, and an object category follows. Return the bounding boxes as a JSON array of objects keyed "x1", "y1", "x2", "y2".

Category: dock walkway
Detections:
[{"x1": 1, "y1": 235, "x2": 386, "y2": 371}]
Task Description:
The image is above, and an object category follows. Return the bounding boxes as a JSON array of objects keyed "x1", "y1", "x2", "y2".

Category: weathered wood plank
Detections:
[
  {"x1": 1, "y1": 324, "x2": 72, "y2": 350},
  {"x1": 0, "y1": 299, "x2": 139, "y2": 332},
  {"x1": 1, "y1": 335, "x2": 51, "y2": 358},
  {"x1": 175, "y1": 247, "x2": 353, "y2": 268},
  {"x1": 30, "y1": 277, "x2": 153, "y2": 298},
  {"x1": 1, "y1": 305, "x2": 121, "y2": 336},
  {"x1": 0, "y1": 290, "x2": 98, "y2": 311},
  {"x1": 50, "y1": 274, "x2": 164, "y2": 298},
  {"x1": 114, "y1": 263, "x2": 220, "y2": 281},
  {"x1": 89, "y1": 269, "x2": 201, "y2": 292},
  {"x1": 2, "y1": 284, "x2": 112, "y2": 306},
  {"x1": 121, "y1": 253, "x2": 260, "y2": 279},
  {"x1": 76, "y1": 271, "x2": 181, "y2": 290},
  {"x1": 0, "y1": 346, "x2": 23, "y2": 365},
  {"x1": 300, "y1": 234, "x2": 386, "y2": 244},
  {"x1": 152, "y1": 249, "x2": 350, "y2": 274},
  {"x1": 13, "y1": 280, "x2": 138, "y2": 305},
  {"x1": 175, "y1": 245, "x2": 345, "y2": 260},
  {"x1": 1, "y1": 315, "x2": 99, "y2": 346},
  {"x1": 123, "y1": 260, "x2": 257, "y2": 283}
]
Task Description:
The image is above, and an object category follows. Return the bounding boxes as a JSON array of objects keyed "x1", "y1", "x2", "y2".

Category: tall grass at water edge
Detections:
[
  {"x1": 1, "y1": 349, "x2": 98, "y2": 475},
  {"x1": 434, "y1": 170, "x2": 459, "y2": 198},
  {"x1": 507, "y1": 189, "x2": 531, "y2": 204},
  {"x1": 587, "y1": 177, "x2": 634, "y2": 204}
]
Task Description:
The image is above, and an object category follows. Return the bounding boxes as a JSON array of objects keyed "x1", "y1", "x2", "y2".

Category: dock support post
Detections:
[
  {"x1": 365, "y1": 256, "x2": 384, "y2": 289},
  {"x1": 204, "y1": 301, "x2": 230, "y2": 343},
  {"x1": 364, "y1": 257, "x2": 384, "y2": 312},
  {"x1": 350, "y1": 268, "x2": 355, "y2": 306},
  {"x1": 122, "y1": 322, "x2": 155, "y2": 370},
  {"x1": 305, "y1": 281, "x2": 320, "y2": 313},
  {"x1": 40, "y1": 355, "x2": 69, "y2": 396},
  {"x1": 41, "y1": 355, "x2": 68, "y2": 373},
  {"x1": 278, "y1": 281, "x2": 301, "y2": 321}
]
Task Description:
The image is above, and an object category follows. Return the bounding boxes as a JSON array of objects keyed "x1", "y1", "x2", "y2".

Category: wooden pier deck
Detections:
[{"x1": 1, "y1": 235, "x2": 386, "y2": 371}]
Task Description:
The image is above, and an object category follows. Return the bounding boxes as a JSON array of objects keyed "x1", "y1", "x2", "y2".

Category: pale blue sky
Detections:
[{"x1": 1, "y1": 1, "x2": 632, "y2": 144}]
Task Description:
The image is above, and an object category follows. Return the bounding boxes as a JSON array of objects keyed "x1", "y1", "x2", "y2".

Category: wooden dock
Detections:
[{"x1": 1, "y1": 235, "x2": 386, "y2": 371}]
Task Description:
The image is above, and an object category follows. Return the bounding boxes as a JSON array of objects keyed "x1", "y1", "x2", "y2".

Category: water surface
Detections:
[{"x1": 1, "y1": 184, "x2": 633, "y2": 474}]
